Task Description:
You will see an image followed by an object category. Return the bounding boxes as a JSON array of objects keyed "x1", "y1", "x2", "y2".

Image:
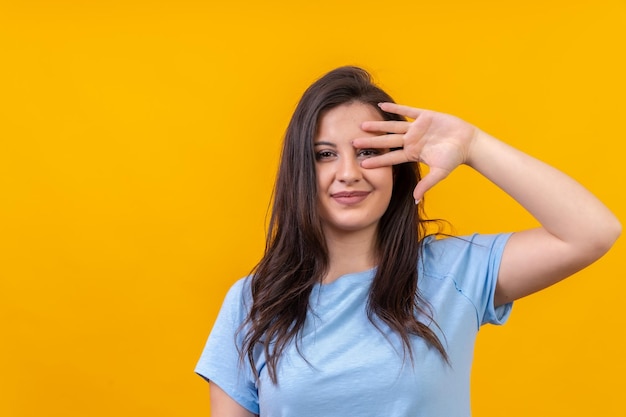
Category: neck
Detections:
[{"x1": 322, "y1": 225, "x2": 378, "y2": 284}]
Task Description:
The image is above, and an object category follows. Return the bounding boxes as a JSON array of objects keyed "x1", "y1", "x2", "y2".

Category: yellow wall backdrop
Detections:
[{"x1": 1, "y1": 1, "x2": 624, "y2": 415}]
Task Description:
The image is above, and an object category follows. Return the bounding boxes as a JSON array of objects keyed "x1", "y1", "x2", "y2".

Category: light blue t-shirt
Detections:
[{"x1": 196, "y1": 233, "x2": 513, "y2": 416}]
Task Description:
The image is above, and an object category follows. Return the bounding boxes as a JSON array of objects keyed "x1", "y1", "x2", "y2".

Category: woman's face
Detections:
[{"x1": 314, "y1": 102, "x2": 393, "y2": 237}]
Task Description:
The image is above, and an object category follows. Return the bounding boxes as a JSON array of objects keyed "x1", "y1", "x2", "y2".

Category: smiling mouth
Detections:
[
  {"x1": 331, "y1": 191, "x2": 370, "y2": 205},
  {"x1": 332, "y1": 191, "x2": 370, "y2": 198}
]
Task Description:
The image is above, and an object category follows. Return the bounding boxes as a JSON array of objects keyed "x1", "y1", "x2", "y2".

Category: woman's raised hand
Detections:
[
  {"x1": 356, "y1": 103, "x2": 620, "y2": 306},
  {"x1": 353, "y1": 102, "x2": 478, "y2": 202}
]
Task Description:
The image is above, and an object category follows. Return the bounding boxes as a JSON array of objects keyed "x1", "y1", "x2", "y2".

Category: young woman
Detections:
[{"x1": 195, "y1": 66, "x2": 620, "y2": 417}]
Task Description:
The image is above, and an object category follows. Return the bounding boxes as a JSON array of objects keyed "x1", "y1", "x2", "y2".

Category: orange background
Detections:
[{"x1": 1, "y1": 1, "x2": 624, "y2": 415}]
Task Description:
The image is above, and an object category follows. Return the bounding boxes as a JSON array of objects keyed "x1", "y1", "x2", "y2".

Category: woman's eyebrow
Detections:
[{"x1": 313, "y1": 141, "x2": 337, "y2": 147}]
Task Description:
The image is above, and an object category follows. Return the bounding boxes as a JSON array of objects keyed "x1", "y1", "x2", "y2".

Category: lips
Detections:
[{"x1": 331, "y1": 191, "x2": 370, "y2": 205}]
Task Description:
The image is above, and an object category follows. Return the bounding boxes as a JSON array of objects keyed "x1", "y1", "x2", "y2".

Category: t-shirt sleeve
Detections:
[
  {"x1": 466, "y1": 233, "x2": 513, "y2": 326},
  {"x1": 423, "y1": 233, "x2": 513, "y2": 327},
  {"x1": 194, "y1": 278, "x2": 259, "y2": 415}
]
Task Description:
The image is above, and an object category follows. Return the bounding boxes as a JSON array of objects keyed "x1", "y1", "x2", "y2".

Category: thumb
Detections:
[{"x1": 412, "y1": 167, "x2": 451, "y2": 202}]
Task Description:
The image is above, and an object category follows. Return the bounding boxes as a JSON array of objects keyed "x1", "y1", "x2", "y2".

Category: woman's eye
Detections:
[
  {"x1": 358, "y1": 149, "x2": 381, "y2": 158},
  {"x1": 315, "y1": 150, "x2": 336, "y2": 160}
]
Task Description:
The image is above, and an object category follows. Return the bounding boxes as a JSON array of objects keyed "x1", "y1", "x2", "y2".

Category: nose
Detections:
[{"x1": 337, "y1": 155, "x2": 363, "y2": 185}]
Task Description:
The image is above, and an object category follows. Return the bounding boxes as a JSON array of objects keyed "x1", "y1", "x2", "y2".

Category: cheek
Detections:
[
  {"x1": 373, "y1": 168, "x2": 394, "y2": 193},
  {"x1": 378, "y1": 170, "x2": 395, "y2": 209},
  {"x1": 315, "y1": 168, "x2": 330, "y2": 214},
  {"x1": 315, "y1": 165, "x2": 332, "y2": 190}
]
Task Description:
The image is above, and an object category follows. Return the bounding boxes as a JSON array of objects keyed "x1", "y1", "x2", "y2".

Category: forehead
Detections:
[{"x1": 316, "y1": 102, "x2": 383, "y2": 142}]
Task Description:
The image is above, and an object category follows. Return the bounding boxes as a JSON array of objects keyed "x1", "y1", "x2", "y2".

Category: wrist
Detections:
[{"x1": 465, "y1": 129, "x2": 491, "y2": 168}]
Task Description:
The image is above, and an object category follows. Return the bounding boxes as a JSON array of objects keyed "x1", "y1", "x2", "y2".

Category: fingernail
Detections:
[{"x1": 415, "y1": 199, "x2": 421, "y2": 205}]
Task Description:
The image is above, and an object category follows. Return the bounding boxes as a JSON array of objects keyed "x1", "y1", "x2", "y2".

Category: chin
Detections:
[{"x1": 322, "y1": 218, "x2": 380, "y2": 235}]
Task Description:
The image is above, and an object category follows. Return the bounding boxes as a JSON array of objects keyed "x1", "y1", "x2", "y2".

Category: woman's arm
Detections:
[
  {"x1": 209, "y1": 383, "x2": 257, "y2": 417},
  {"x1": 355, "y1": 103, "x2": 621, "y2": 305},
  {"x1": 465, "y1": 130, "x2": 620, "y2": 305}
]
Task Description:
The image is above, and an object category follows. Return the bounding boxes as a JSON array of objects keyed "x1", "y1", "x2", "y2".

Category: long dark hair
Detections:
[{"x1": 241, "y1": 66, "x2": 447, "y2": 383}]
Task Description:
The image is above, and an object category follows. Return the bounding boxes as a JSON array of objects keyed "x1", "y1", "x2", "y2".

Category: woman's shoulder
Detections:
[
  {"x1": 218, "y1": 275, "x2": 254, "y2": 316},
  {"x1": 227, "y1": 275, "x2": 253, "y2": 293},
  {"x1": 419, "y1": 233, "x2": 514, "y2": 326},
  {"x1": 420, "y1": 233, "x2": 512, "y2": 277}
]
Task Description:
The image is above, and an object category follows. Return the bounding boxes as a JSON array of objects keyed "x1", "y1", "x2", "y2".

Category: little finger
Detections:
[{"x1": 361, "y1": 120, "x2": 411, "y2": 134}]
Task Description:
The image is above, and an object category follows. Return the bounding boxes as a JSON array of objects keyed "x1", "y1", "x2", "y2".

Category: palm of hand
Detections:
[
  {"x1": 405, "y1": 111, "x2": 473, "y2": 169},
  {"x1": 358, "y1": 103, "x2": 477, "y2": 200},
  {"x1": 404, "y1": 111, "x2": 476, "y2": 198}
]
